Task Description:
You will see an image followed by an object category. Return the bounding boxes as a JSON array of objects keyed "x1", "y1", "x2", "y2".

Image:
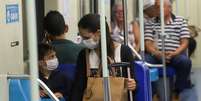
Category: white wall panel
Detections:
[{"x1": 0, "y1": 0, "x2": 24, "y2": 74}]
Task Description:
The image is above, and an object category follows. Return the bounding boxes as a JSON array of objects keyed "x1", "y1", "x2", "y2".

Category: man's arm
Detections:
[
  {"x1": 145, "y1": 40, "x2": 162, "y2": 59},
  {"x1": 166, "y1": 38, "x2": 189, "y2": 59}
]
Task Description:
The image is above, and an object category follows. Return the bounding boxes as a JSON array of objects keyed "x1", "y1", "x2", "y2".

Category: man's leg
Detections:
[{"x1": 170, "y1": 54, "x2": 192, "y2": 93}]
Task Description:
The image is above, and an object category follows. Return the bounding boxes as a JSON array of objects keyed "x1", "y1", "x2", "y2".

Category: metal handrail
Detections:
[
  {"x1": 37, "y1": 79, "x2": 59, "y2": 101},
  {"x1": 128, "y1": 44, "x2": 164, "y2": 68}
]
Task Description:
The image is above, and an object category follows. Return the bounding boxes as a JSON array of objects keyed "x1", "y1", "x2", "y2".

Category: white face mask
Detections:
[
  {"x1": 46, "y1": 58, "x2": 59, "y2": 70},
  {"x1": 82, "y1": 38, "x2": 99, "y2": 49}
]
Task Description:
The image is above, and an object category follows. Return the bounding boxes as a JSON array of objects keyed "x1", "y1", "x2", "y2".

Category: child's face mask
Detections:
[{"x1": 46, "y1": 58, "x2": 59, "y2": 70}]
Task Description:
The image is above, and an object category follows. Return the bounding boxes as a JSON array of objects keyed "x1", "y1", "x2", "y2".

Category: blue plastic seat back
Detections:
[
  {"x1": 9, "y1": 79, "x2": 66, "y2": 101},
  {"x1": 57, "y1": 64, "x2": 76, "y2": 80},
  {"x1": 149, "y1": 68, "x2": 159, "y2": 82},
  {"x1": 133, "y1": 61, "x2": 152, "y2": 101},
  {"x1": 9, "y1": 79, "x2": 31, "y2": 101}
]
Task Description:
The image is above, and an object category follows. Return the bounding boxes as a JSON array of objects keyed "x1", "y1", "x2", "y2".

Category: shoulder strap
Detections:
[{"x1": 85, "y1": 49, "x2": 91, "y2": 77}]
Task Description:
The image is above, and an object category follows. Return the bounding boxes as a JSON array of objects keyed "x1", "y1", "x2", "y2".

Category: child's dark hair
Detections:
[
  {"x1": 38, "y1": 43, "x2": 54, "y2": 60},
  {"x1": 78, "y1": 13, "x2": 114, "y2": 58},
  {"x1": 44, "y1": 10, "x2": 66, "y2": 36}
]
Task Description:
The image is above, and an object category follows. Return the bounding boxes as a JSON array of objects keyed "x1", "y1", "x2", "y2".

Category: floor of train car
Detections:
[
  {"x1": 153, "y1": 95, "x2": 179, "y2": 101},
  {"x1": 153, "y1": 68, "x2": 201, "y2": 101}
]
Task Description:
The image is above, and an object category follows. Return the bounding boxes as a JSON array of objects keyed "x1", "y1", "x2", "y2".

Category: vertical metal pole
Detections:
[
  {"x1": 139, "y1": 0, "x2": 145, "y2": 61},
  {"x1": 90, "y1": 0, "x2": 95, "y2": 13},
  {"x1": 25, "y1": 0, "x2": 40, "y2": 101},
  {"x1": 122, "y1": 0, "x2": 129, "y2": 46},
  {"x1": 0, "y1": 75, "x2": 9, "y2": 101},
  {"x1": 79, "y1": 0, "x2": 84, "y2": 18},
  {"x1": 175, "y1": 0, "x2": 179, "y2": 15},
  {"x1": 122, "y1": 0, "x2": 133, "y2": 100},
  {"x1": 99, "y1": 0, "x2": 111, "y2": 101},
  {"x1": 160, "y1": 0, "x2": 168, "y2": 101},
  {"x1": 185, "y1": 0, "x2": 189, "y2": 20}
]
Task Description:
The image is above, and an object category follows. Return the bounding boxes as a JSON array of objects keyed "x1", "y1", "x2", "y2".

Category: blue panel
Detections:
[
  {"x1": 133, "y1": 61, "x2": 152, "y2": 101},
  {"x1": 9, "y1": 79, "x2": 31, "y2": 101}
]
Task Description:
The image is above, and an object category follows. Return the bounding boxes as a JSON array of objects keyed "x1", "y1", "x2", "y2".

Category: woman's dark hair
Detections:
[
  {"x1": 44, "y1": 10, "x2": 66, "y2": 36},
  {"x1": 78, "y1": 14, "x2": 115, "y2": 58},
  {"x1": 38, "y1": 43, "x2": 54, "y2": 60}
]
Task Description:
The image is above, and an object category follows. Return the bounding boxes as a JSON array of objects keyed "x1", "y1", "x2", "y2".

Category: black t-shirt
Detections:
[{"x1": 39, "y1": 70, "x2": 72, "y2": 101}]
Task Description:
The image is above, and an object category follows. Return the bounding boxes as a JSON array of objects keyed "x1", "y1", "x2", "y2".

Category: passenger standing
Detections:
[
  {"x1": 70, "y1": 14, "x2": 136, "y2": 101},
  {"x1": 44, "y1": 11, "x2": 84, "y2": 64}
]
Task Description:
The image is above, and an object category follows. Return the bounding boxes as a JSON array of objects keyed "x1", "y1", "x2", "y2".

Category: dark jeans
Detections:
[{"x1": 145, "y1": 53, "x2": 192, "y2": 101}]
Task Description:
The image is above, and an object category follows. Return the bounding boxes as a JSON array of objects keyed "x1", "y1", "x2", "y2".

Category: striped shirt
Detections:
[{"x1": 144, "y1": 14, "x2": 190, "y2": 51}]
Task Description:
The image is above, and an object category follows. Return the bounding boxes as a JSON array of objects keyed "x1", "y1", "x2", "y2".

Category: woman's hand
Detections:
[
  {"x1": 126, "y1": 78, "x2": 136, "y2": 91},
  {"x1": 54, "y1": 92, "x2": 63, "y2": 98}
]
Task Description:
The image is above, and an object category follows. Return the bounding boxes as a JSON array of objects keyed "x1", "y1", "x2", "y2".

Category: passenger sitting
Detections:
[
  {"x1": 111, "y1": 2, "x2": 140, "y2": 52},
  {"x1": 70, "y1": 14, "x2": 136, "y2": 101},
  {"x1": 144, "y1": 0, "x2": 192, "y2": 100},
  {"x1": 38, "y1": 43, "x2": 72, "y2": 101},
  {"x1": 44, "y1": 10, "x2": 84, "y2": 64}
]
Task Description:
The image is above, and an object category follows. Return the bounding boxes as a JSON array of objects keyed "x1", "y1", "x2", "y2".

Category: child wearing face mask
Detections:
[
  {"x1": 70, "y1": 14, "x2": 137, "y2": 101},
  {"x1": 38, "y1": 43, "x2": 72, "y2": 101}
]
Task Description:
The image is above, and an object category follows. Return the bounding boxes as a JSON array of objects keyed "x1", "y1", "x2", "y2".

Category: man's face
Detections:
[
  {"x1": 115, "y1": 5, "x2": 124, "y2": 22},
  {"x1": 155, "y1": 0, "x2": 171, "y2": 17},
  {"x1": 144, "y1": 5, "x2": 160, "y2": 18},
  {"x1": 164, "y1": 2, "x2": 171, "y2": 17}
]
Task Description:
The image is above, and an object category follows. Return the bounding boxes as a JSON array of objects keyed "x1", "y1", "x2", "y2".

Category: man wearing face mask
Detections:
[{"x1": 38, "y1": 43, "x2": 72, "y2": 101}]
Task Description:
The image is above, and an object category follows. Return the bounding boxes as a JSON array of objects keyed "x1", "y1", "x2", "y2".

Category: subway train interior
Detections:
[{"x1": 0, "y1": 0, "x2": 201, "y2": 101}]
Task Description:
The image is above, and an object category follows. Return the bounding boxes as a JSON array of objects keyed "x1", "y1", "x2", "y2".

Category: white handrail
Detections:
[
  {"x1": 139, "y1": 0, "x2": 145, "y2": 60},
  {"x1": 37, "y1": 79, "x2": 59, "y2": 101},
  {"x1": 128, "y1": 44, "x2": 164, "y2": 68}
]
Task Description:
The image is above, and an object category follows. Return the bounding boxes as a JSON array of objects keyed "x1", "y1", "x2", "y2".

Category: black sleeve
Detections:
[
  {"x1": 70, "y1": 49, "x2": 87, "y2": 101},
  {"x1": 120, "y1": 45, "x2": 135, "y2": 78}
]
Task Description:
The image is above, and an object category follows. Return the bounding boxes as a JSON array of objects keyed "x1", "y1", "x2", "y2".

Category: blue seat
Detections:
[
  {"x1": 9, "y1": 79, "x2": 66, "y2": 101},
  {"x1": 133, "y1": 61, "x2": 152, "y2": 101},
  {"x1": 9, "y1": 79, "x2": 31, "y2": 101}
]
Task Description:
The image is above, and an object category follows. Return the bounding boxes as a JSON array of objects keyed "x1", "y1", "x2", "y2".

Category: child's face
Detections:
[{"x1": 39, "y1": 50, "x2": 58, "y2": 71}]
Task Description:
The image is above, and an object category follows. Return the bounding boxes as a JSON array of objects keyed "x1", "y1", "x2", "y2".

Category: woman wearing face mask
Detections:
[
  {"x1": 70, "y1": 14, "x2": 136, "y2": 101},
  {"x1": 38, "y1": 43, "x2": 72, "y2": 101}
]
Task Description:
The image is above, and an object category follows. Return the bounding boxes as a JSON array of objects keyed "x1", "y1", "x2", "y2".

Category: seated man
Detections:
[{"x1": 144, "y1": 0, "x2": 192, "y2": 100}]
